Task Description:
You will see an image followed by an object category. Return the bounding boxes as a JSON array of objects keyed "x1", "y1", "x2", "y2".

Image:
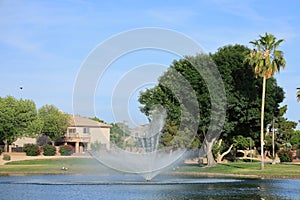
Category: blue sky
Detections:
[{"x1": 0, "y1": 0, "x2": 299, "y2": 127}]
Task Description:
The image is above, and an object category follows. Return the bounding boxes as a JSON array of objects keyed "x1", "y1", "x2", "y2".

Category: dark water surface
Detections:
[{"x1": 0, "y1": 174, "x2": 299, "y2": 200}]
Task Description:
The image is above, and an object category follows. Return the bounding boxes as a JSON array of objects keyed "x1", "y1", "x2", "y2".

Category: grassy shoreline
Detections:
[
  {"x1": 172, "y1": 162, "x2": 300, "y2": 179},
  {"x1": 1, "y1": 158, "x2": 300, "y2": 179}
]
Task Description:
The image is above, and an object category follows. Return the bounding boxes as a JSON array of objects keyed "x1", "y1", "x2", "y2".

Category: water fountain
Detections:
[
  {"x1": 72, "y1": 28, "x2": 227, "y2": 182},
  {"x1": 90, "y1": 106, "x2": 187, "y2": 181}
]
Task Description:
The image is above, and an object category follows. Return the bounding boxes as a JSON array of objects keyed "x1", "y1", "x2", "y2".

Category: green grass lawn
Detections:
[
  {"x1": 1, "y1": 158, "x2": 300, "y2": 178},
  {"x1": 175, "y1": 162, "x2": 300, "y2": 178},
  {"x1": 0, "y1": 158, "x2": 115, "y2": 175}
]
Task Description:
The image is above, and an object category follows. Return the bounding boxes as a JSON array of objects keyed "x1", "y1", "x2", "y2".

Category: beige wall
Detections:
[
  {"x1": 90, "y1": 127, "x2": 110, "y2": 149},
  {"x1": 71, "y1": 126, "x2": 110, "y2": 149},
  {"x1": 69, "y1": 127, "x2": 90, "y2": 138},
  {"x1": 13, "y1": 137, "x2": 36, "y2": 147}
]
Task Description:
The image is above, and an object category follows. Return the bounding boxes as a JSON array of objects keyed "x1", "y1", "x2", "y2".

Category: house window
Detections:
[
  {"x1": 68, "y1": 128, "x2": 76, "y2": 137},
  {"x1": 69, "y1": 128, "x2": 76, "y2": 134},
  {"x1": 83, "y1": 127, "x2": 90, "y2": 134}
]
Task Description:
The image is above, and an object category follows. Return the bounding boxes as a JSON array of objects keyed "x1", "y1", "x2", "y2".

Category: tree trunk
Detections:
[
  {"x1": 260, "y1": 76, "x2": 266, "y2": 170},
  {"x1": 200, "y1": 137, "x2": 217, "y2": 167},
  {"x1": 3, "y1": 139, "x2": 8, "y2": 152},
  {"x1": 216, "y1": 143, "x2": 233, "y2": 163},
  {"x1": 207, "y1": 150, "x2": 216, "y2": 167}
]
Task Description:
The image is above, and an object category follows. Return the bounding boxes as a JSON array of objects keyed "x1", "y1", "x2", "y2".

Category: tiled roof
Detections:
[{"x1": 69, "y1": 115, "x2": 111, "y2": 128}]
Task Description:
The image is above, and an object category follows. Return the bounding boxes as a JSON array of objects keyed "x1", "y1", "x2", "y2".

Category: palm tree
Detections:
[
  {"x1": 246, "y1": 33, "x2": 286, "y2": 170},
  {"x1": 297, "y1": 88, "x2": 300, "y2": 101}
]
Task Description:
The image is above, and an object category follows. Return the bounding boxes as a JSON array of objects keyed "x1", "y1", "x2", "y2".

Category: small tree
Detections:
[
  {"x1": 38, "y1": 105, "x2": 70, "y2": 144},
  {"x1": 0, "y1": 96, "x2": 38, "y2": 152}
]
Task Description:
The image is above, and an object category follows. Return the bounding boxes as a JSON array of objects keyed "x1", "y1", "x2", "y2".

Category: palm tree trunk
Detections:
[{"x1": 260, "y1": 76, "x2": 266, "y2": 170}]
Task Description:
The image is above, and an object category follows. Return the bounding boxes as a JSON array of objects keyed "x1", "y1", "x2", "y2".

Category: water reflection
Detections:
[{"x1": 0, "y1": 175, "x2": 299, "y2": 200}]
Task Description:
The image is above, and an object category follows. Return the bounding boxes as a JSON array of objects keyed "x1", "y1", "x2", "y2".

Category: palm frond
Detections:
[{"x1": 245, "y1": 33, "x2": 286, "y2": 78}]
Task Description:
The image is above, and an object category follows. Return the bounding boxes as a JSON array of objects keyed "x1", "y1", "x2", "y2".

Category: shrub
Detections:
[
  {"x1": 23, "y1": 144, "x2": 40, "y2": 156},
  {"x1": 278, "y1": 149, "x2": 293, "y2": 162},
  {"x1": 3, "y1": 154, "x2": 10, "y2": 161},
  {"x1": 59, "y1": 145, "x2": 74, "y2": 156},
  {"x1": 0, "y1": 148, "x2": 2, "y2": 155},
  {"x1": 43, "y1": 144, "x2": 56, "y2": 156}
]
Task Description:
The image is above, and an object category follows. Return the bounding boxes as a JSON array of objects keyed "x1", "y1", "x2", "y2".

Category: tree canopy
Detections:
[
  {"x1": 0, "y1": 96, "x2": 37, "y2": 151},
  {"x1": 246, "y1": 32, "x2": 286, "y2": 79},
  {"x1": 38, "y1": 104, "x2": 69, "y2": 142},
  {"x1": 211, "y1": 44, "x2": 284, "y2": 143},
  {"x1": 138, "y1": 44, "x2": 285, "y2": 164},
  {"x1": 139, "y1": 54, "x2": 213, "y2": 150}
]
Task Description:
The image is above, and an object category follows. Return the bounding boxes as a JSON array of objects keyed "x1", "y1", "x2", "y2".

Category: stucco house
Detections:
[
  {"x1": 11, "y1": 115, "x2": 111, "y2": 154},
  {"x1": 60, "y1": 115, "x2": 111, "y2": 153}
]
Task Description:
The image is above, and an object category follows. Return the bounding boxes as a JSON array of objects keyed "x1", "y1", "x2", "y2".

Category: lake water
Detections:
[{"x1": 0, "y1": 174, "x2": 300, "y2": 200}]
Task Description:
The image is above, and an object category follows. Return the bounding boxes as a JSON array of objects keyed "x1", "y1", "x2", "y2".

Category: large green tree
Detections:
[
  {"x1": 139, "y1": 44, "x2": 284, "y2": 166},
  {"x1": 0, "y1": 96, "x2": 37, "y2": 151},
  {"x1": 245, "y1": 33, "x2": 286, "y2": 170},
  {"x1": 38, "y1": 104, "x2": 69, "y2": 143},
  {"x1": 211, "y1": 45, "x2": 284, "y2": 160}
]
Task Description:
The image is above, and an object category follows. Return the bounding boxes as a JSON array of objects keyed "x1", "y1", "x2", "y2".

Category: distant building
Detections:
[{"x1": 11, "y1": 115, "x2": 111, "y2": 154}]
